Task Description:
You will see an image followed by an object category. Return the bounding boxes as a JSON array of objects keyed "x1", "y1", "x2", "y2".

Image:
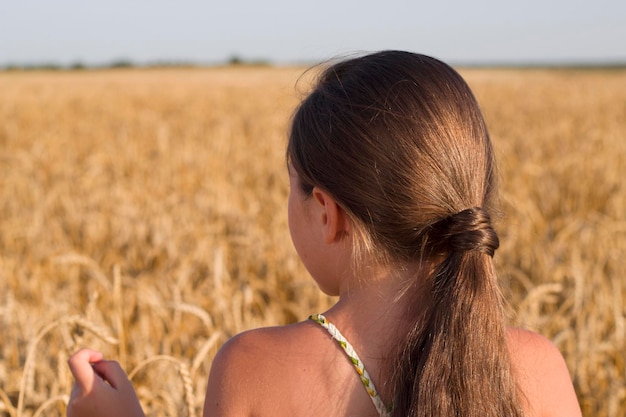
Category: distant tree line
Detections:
[
  {"x1": 1, "y1": 55, "x2": 272, "y2": 71},
  {"x1": 3, "y1": 56, "x2": 625, "y2": 71}
]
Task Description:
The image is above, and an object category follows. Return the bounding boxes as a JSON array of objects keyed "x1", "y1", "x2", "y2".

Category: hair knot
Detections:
[{"x1": 428, "y1": 207, "x2": 499, "y2": 257}]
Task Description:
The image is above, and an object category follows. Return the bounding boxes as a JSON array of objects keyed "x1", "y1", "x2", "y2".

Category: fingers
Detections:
[
  {"x1": 67, "y1": 350, "x2": 146, "y2": 417},
  {"x1": 91, "y1": 360, "x2": 131, "y2": 390},
  {"x1": 68, "y1": 349, "x2": 132, "y2": 391},
  {"x1": 68, "y1": 349, "x2": 105, "y2": 392}
]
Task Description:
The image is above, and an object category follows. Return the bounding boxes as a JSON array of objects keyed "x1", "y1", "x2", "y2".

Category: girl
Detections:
[{"x1": 67, "y1": 51, "x2": 582, "y2": 417}]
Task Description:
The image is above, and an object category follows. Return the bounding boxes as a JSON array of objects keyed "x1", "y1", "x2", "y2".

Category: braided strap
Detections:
[{"x1": 309, "y1": 314, "x2": 392, "y2": 417}]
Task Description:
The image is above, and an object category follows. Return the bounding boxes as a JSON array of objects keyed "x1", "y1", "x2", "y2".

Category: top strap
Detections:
[{"x1": 309, "y1": 314, "x2": 392, "y2": 417}]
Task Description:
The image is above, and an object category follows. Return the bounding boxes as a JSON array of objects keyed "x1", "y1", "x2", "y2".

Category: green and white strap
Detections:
[{"x1": 309, "y1": 314, "x2": 392, "y2": 417}]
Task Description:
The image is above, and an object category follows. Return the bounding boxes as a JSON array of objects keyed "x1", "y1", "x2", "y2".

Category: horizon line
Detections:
[{"x1": 2, "y1": 56, "x2": 626, "y2": 70}]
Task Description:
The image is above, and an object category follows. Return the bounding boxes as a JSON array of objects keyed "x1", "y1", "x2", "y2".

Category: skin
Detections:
[
  {"x1": 67, "y1": 350, "x2": 145, "y2": 417},
  {"x1": 67, "y1": 169, "x2": 582, "y2": 417}
]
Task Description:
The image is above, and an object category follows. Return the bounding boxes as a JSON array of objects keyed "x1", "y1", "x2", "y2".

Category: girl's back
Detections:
[
  {"x1": 204, "y1": 321, "x2": 384, "y2": 417},
  {"x1": 203, "y1": 319, "x2": 580, "y2": 417}
]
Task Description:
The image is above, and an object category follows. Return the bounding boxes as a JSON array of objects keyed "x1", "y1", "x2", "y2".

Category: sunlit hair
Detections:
[{"x1": 287, "y1": 51, "x2": 525, "y2": 417}]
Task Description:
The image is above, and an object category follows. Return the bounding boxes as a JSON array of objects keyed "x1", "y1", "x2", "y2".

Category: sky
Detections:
[{"x1": 1, "y1": 0, "x2": 625, "y2": 67}]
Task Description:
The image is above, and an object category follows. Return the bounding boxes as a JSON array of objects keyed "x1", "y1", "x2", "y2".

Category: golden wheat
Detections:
[{"x1": 0, "y1": 66, "x2": 624, "y2": 417}]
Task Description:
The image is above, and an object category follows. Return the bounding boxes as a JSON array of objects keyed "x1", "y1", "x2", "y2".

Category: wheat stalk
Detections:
[
  {"x1": 52, "y1": 253, "x2": 112, "y2": 291},
  {"x1": 170, "y1": 302, "x2": 214, "y2": 331},
  {"x1": 0, "y1": 388, "x2": 17, "y2": 417},
  {"x1": 191, "y1": 332, "x2": 222, "y2": 376},
  {"x1": 128, "y1": 355, "x2": 196, "y2": 417},
  {"x1": 17, "y1": 316, "x2": 118, "y2": 417},
  {"x1": 32, "y1": 394, "x2": 69, "y2": 417},
  {"x1": 113, "y1": 264, "x2": 127, "y2": 369},
  {"x1": 517, "y1": 283, "x2": 563, "y2": 328}
]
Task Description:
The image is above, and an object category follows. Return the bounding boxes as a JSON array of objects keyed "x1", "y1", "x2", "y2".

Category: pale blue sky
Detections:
[{"x1": 1, "y1": 0, "x2": 624, "y2": 66}]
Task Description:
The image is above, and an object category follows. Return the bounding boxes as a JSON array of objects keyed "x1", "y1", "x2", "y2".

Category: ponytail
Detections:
[{"x1": 391, "y1": 208, "x2": 525, "y2": 417}]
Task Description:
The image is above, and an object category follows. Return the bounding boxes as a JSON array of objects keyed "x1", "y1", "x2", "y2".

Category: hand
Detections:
[{"x1": 67, "y1": 349, "x2": 145, "y2": 417}]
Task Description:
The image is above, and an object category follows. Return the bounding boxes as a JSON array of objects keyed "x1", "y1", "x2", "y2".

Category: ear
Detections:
[{"x1": 311, "y1": 187, "x2": 350, "y2": 244}]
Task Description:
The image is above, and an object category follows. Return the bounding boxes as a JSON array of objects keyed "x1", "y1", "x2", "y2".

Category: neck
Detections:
[
  {"x1": 323, "y1": 262, "x2": 425, "y2": 351},
  {"x1": 319, "y1": 263, "x2": 426, "y2": 403}
]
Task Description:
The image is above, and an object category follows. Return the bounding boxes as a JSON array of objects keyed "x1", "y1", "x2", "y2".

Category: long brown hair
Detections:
[{"x1": 287, "y1": 51, "x2": 524, "y2": 416}]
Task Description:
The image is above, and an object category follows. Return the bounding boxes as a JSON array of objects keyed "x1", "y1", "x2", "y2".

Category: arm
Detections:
[
  {"x1": 202, "y1": 335, "x2": 253, "y2": 417},
  {"x1": 67, "y1": 349, "x2": 145, "y2": 417},
  {"x1": 535, "y1": 336, "x2": 582, "y2": 417},
  {"x1": 508, "y1": 329, "x2": 582, "y2": 417}
]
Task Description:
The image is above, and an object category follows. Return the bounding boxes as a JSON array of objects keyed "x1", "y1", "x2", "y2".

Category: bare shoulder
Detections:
[
  {"x1": 506, "y1": 328, "x2": 582, "y2": 417},
  {"x1": 202, "y1": 322, "x2": 324, "y2": 417},
  {"x1": 211, "y1": 321, "x2": 320, "y2": 367}
]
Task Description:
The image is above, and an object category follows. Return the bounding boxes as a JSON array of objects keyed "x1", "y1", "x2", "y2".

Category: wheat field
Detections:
[{"x1": 0, "y1": 65, "x2": 624, "y2": 417}]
